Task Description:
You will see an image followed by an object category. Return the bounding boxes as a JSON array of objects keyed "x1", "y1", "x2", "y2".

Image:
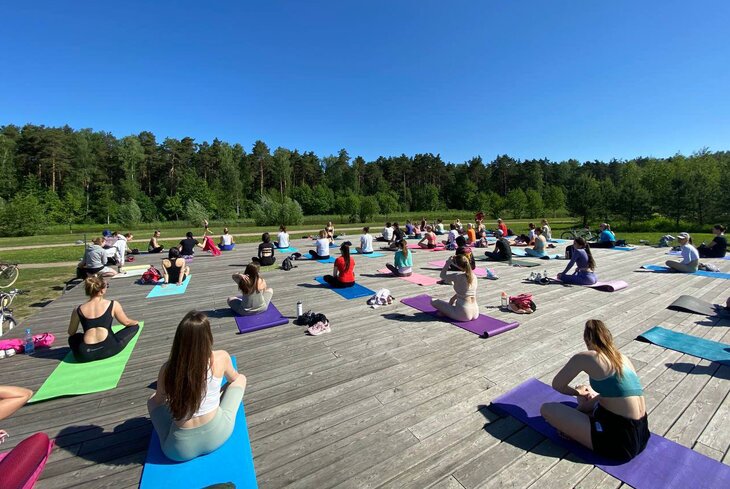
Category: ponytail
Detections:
[
  {"x1": 240, "y1": 263, "x2": 260, "y2": 295},
  {"x1": 575, "y1": 237, "x2": 596, "y2": 269},
  {"x1": 400, "y1": 239, "x2": 409, "y2": 258},
  {"x1": 341, "y1": 243, "x2": 351, "y2": 271},
  {"x1": 454, "y1": 254, "x2": 474, "y2": 286},
  {"x1": 584, "y1": 319, "x2": 623, "y2": 377}
]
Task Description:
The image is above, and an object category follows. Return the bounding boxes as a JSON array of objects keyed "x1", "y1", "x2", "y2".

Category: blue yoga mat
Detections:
[
  {"x1": 359, "y1": 252, "x2": 385, "y2": 258},
  {"x1": 317, "y1": 256, "x2": 336, "y2": 264},
  {"x1": 139, "y1": 357, "x2": 257, "y2": 489},
  {"x1": 614, "y1": 246, "x2": 637, "y2": 251},
  {"x1": 275, "y1": 246, "x2": 298, "y2": 253},
  {"x1": 548, "y1": 238, "x2": 572, "y2": 244},
  {"x1": 314, "y1": 277, "x2": 375, "y2": 299},
  {"x1": 641, "y1": 264, "x2": 730, "y2": 280},
  {"x1": 638, "y1": 326, "x2": 730, "y2": 365},
  {"x1": 146, "y1": 276, "x2": 191, "y2": 298}
]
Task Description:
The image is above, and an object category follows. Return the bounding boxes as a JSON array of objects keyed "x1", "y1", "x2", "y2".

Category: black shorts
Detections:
[{"x1": 590, "y1": 404, "x2": 650, "y2": 462}]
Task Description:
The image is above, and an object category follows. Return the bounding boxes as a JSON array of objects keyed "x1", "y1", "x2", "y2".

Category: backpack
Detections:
[
  {"x1": 281, "y1": 255, "x2": 296, "y2": 271},
  {"x1": 139, "y1": 266, "x2": 162, "y2": 284},
  {"x1": 294, "y1": 311, "x2": 328, "y2": 327},
  {"x1": 508, "y1": 294, "x2": 537, "y2": 314}
]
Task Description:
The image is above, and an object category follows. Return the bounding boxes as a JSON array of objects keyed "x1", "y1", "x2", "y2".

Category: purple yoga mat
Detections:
[
  {"x1": 401, "y1": 294, "x2": 519, "y2": 337},
  {"x1": 492, "y1": 378, "x2": 730, "y2": 489},
  {"x1": 234, "y1": 303, "x2": 289, "y2": 334},
  {"x1": 377, "y1": 269, "x2": 440, "y2": 286}
]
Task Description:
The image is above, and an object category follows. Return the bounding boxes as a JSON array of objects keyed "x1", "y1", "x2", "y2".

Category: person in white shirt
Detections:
[
  {"x1": 435, "y1": 219, "x2": 445, "y2": 235},
  {"x1": 441, "y1": 223, "x2": 459, "y2": 248},
  {"x1": 357, "y1": 226, "x2": 374, "y2": 254},
  {"x1": 107, "y1": 232, "x2": 130, "y2": 271},
  {"x1": 275, "y1": 225, "x2": 290, "y2": 249},
  {"x1": 308, "y1": 230, "x2": 331, "y2": 259},
  {"x1": 376, "y1": 222, "x2": 393, "y2": 242},
  {"x1": 665, "y1": 232, "x2": 699, "y2": 273},
  {"x1": 219, "y1": 227, "x2": 236, "y2": 251},
  {"x1": 541, "y1": 219, "x2": 552, "y2": 241}
]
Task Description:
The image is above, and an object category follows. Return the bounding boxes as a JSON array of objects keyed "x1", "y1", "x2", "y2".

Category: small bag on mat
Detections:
[{"x1": 508, "y1": 293, "x2": 537, "y2": 314}]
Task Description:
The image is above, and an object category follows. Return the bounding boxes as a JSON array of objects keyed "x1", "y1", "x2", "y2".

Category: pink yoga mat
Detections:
[
  {"x1": 428, "y1": 261, "x2": 488, "y2": 277},
  {"x1": 401, "y1": 294, "x2": 519, "y2": 337},
  {"x1": 377, "y1": 269, "x2": 440, "y2": 286}
]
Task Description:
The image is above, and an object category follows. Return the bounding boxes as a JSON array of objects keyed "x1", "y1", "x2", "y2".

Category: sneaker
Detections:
[
  {"x1": 485, "y1": 269, "x2": 498, "y2": 280},
  {"x1": 528, "y1": 272, "x2": 536, "y2": 281},
  {"x1": 5, "y1": 349, "x2": 15, "y2": 357},
  {"x1": 0, "y1": 350, "x2": 5, "y2": 359},
  {"x1": 308, "y1": 322, "x2": 331, "y2": 336}
]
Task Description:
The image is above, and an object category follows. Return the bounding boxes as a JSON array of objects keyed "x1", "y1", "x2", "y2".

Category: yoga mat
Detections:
[
  {"x1": 0, "y1": 434, "x2": 54, "y2": 488},
  {"x1": 667, "y1": 295, "x2": 730, "y2": 317},
  {"x1": 614, "y1": 246, "x2": 637, "y2": 251},
  {"x1": 491, "y1": 378, "x2": 730, "y2": 489},
  {"x1": 146, "y1": 276, "x2": 191, "y2": 298},
  {"x1": 29, "y1": 323, "x2": 144, "y2": 403},
  {"x1": 548, "y1": 238, "x2": 572, "y2": 244},
  {"x1": 510, "y1": 249, "x2": 561, "y2": 259},
  {"x1": 140, "y1": 357, "x2": 258, "y2": 489},
  {"x1": 377, "y1": 269, "x2": 440, "y2": 286},
  {"x1": 427, "y1": 261, "x2": 488, "y2": 277},
  {"x1": 317, "y1": 256, "x2": 336, "y2": 264},
  {"x1": 359, "y1": 252, "x2": 385, "y2": 258},
  {"x1": 235, "y1": 303, "x2": 289, "y2": 334},
  {"x1": 111, "y1": 268, "x2": 148, "y2": 279},
  {"x1": 407, "y1": 243, "x2": 445, "y2": 251},
  {"x1": 275, "y1": 246, "x2": 298, "y2": 253},
  {"x1": 641, "y1": 265, "x2": 730, "y2": 280},
  {"x1": 637, "y1": 326, "x2": 730, "y2": 365},
  {"x1": 121, "y1": 263, "x2": 152, "y2": 272},
  {"x1": 401, "y1": 294, "x2": 519, "y2": 338},
  {"x1": 554, "y1": 278, "x2": 629, "y2": 292},
  {"x1": 314, "y1": 277, "x2": 375, "y2": 299},
  {"x1": 510, "y1": 259, "x2": 540, "y2": 267}
]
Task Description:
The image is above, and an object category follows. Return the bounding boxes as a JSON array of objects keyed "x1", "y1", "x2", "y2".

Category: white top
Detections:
[
  {"x1": 436, "y1": 223, "x2": 445, "y2": 233},
  {"x1": 360, "y1": 233, "x2": 373, "y2": 253},
  {"x1": 681, "y1": 243, "x2": 700, "y2": 264},
  {"x1": 447, "y1": 229, "x2": 458, "y2": 245},
  {"x1": 192, "y1": 368, "x2": 223, "y2": 418},
  {"x1": 382, "y1": 227, "x2": 393, "y2": 241},
  {"x1": 316, "y1": 238, "x2": 330, "y2": 257},
  {"x1": 113, "y1": 235, "x2": 127, "y2": 264},
  {"x1": 528, "y1": 229, "x2": 536, "y2": 242},
  {"x1": 277, "y1": 231, "x2": 289, "y2": 248},
  {"x1": 542, "y1": 225, "x2": 552, "y2": 240},
  {"x1": 221, "y1": 234, "x2": 233, "y2": 246}
]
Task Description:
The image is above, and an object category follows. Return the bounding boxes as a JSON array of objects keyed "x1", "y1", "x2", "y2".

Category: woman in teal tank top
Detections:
[{"x1": 540, "y1": 320, "x2": 650, "y2": 462}]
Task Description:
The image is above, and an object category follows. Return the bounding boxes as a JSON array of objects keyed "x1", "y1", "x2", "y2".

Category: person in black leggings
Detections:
[
  {"x1": 252, "y1": 232, "x2": 276, "y2": 266},
  {"x1": 67, "y1": 276, "x2": 140, "y2": 362}
]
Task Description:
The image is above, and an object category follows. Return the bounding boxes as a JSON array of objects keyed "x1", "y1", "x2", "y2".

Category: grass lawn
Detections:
[{"x1": 3, "y1": 266, "x2": 77, "y2": 324}]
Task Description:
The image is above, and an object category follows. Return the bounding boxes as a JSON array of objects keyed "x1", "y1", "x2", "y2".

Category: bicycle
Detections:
[
  {"x1": 1, "y1": 289, "x2": 26, "y2": 337},
  {"x1": 0, "y1": 263, "x2": 20, "y2": 289},
  {"x1": 560, "y1": 228, "x2": 596, "y2": 241}
]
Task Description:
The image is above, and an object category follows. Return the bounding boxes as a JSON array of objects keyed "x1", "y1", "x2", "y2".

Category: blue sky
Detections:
[{"x1": 2, "y1": 1, "x2": 729, "y2": 163}]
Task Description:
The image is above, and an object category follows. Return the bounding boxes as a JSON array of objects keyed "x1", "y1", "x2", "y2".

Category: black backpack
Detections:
[{"x1": 281, "y1": 255, "x2": 296, "y2": 271}]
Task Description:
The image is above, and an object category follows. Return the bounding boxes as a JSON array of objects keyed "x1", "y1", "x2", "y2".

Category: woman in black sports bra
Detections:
[
  {"x1": 67, "y1": 276, "x2": 140, "y2": 362},
  {"x1": 162, "y1": 248, "x2": 189, "y2": 286}
]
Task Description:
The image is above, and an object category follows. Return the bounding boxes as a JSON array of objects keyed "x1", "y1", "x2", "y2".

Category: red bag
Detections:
[{"x1": 140, "y1": 266, "x2": 162, "y2": 285}]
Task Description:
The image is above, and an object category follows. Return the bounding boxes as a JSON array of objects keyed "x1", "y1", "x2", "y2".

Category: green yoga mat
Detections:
[
  {"x1": 29, "y1": 323, "x2": 144, "y2": 403},
  {"x1": 637, "y1": 326, "x2": 730, "y2": 365}
]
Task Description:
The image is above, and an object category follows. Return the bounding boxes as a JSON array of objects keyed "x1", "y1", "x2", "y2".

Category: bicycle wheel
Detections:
[
  {"x1": 0, "y1": 265, "x2": 19, "y2": 289},
  {"x1": 1, "y1": 316, "x2": 16, "y2": 337},
  {"x1": 560, "y1": 231, "x2": 576, "y2": 240}
]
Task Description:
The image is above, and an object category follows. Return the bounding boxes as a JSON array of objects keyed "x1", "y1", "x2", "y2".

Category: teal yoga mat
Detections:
[
  {"x1": 637, "y1": 326, "x2": 730, "y2": 365},
  {"x1": 641, "y1": 264, "x2": 730, "y2": 280},
  {"x1": 146, "y1": 276, "x2": 191, "y2": 298},
  {"x1": 275, "y1": 246, "x2": 298, "y2": 253}
]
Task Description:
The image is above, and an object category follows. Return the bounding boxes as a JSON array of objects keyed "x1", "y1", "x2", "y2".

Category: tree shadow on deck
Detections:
[
  {"x1": 665, "y1": 362, "x2": 730, "y2": 380},
  {"x1": 55, "y1": 416, "x2": 151, "y2": 465}
]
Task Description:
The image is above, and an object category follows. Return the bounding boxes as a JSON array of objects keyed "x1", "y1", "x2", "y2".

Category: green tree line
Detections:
[{"x1": 0, "y1": 124, "x2": 728, "y2": 236}]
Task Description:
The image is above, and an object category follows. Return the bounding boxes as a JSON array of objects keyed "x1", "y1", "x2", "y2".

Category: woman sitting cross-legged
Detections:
[
  {"x1": 162, "y1": 248, "x2": 190, "y2": 286},
  {"x1": 591, "y1": 223, "x2": 616, "y2": 249},
  {"x1": 698, "y1": 224, "x2": 727, "y2": 258},
  {"x1": 148, "y1": 230, "x2": 164, "y2": 253},
  {"x1": 665, "y1": 232, "x2": 699, "y2": 273},
  {"x1": 431, "y1": 255, "x2": 478, "y2": 322},
  {"x1": 418, "y1": 225, "x2": 438, "y2": 249},
  {"x1": 228, "y1": 263, "x2": 273, "y2": 315},
  {"x1": 524, "y1": 227, "x2": 547, "y2": 258},
  {"x1": 357, "y1": 227, "x2": 374, "y2": 254},
  {"x1": 68, "y1": 276, "x2": 140, "y2": 362},
  {"x1": 308, "y1": 230, "x2": 331, "y2": 260},
  {"x1": 323, "y1": 242, "x2": 356, "y2": 288},
  {"x1": 251, "y1": 232, "x2": 276, "y2": 266},
  {"x1": 385, "y1": 239, "x2": 413, "y2": 277},
  {"x1": 275, "y1": 225, "x2": 290, "y2": 249},
  {"x1": 218, "y1": 227, "x2": 235, "y2": 251},
  {"x1": 484, "y1": 229, "x2": 512, "y2": 261},
  {"x1": 540, "y1": 319, "x2": 649, "y2": 463},
  {"x1": 147, "y1": 311, "x2": 247, "y2": 462},
  {"x1": 557, "y1": 237, "x2": 597, "y2": 285}
]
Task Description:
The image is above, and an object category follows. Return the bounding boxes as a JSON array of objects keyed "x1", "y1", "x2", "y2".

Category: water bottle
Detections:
[
  {"x1": 24, "y1": 328, "x2": 35, "y2": 354},
  {"x1": 500, "y1": 292, "x2": 508, "y2": 308},
  {"x1": 544, "y1": 269, "x2": 548, "y2": 279},
  {"x1": 296, "y1": 301, "x2": 303, "y2": 318}
]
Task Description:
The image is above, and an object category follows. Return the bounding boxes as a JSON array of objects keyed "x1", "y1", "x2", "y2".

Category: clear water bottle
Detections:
[
  {"x1": 500, "y1": 292, "x2": 508, "y2": 308},
  {"x1": 296, "y1": 301, "x2": 303, "y2": 318},
  {"x1": 24, "y1": 328, "x2": 35, "y2": 354},
  {"x1": 544, "y1": 269, "x2": 548, "y2": 279}
]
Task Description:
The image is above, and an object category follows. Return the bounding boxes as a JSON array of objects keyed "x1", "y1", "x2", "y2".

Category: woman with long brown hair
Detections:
[
  {"x1": 557, "y1": 237, "x2": 597, "y2": 285},
  {"x1": 67, "y1": 276, "x2": 139, "y2": 362},
  {"x1": 228, "y1": 263, "x2": 273, "y2": 315},
  {"x1": 385, "y1": 239, "x2": 413, "y2": 277},
  {"x1": 541, "y1": 319, "x2": 649, "y2": 462},
  {"x1": 323, "y1": 242, "x2": 356, "y2": 288},
  {"x1": 431, "y1": 254, "x2": 478, "y2": 321},
  {"x1": 148, "y1": 311, "x2": 246, "y2": 461}
]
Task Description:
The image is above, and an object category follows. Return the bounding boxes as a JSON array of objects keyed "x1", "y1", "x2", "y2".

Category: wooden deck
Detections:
[{"x1": 2, "y1": 238, "x2": 729, "y2": 488}]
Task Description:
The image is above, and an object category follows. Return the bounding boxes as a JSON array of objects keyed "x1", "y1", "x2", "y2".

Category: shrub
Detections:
[
  {"x1": 359, "y1": 196, "x2": 380, "y2": 222},
  {"x1": 185, "y1": 199, "x2": 209, "y2": 226},
  {"x1": 251, "y1": 195, "x2": 304, "y2": 226},
  {"x1": 0, "y1": 194, "x2": 46, "y2": 236},
  {"x1": 116, "y1": 199, "x2": 142, "y2": 227}
]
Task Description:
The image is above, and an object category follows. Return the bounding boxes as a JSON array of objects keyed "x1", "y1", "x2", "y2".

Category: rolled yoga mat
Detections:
[
  {"x1": 667, "y1": 295, "x2": 730, "y2": 317},
  {"x1": 314, "y1": 277, "x2": 375, "y2": 299},
  {"x1": 401, "y1": 294, "x2": 519, "y2": 338},
  {"x1": 146, "y1": 276, "x2": 192, "y2": 298},
  {"x1": 613, "y1": 246, "x2": 637, "y2": 251},
  {"x1": 377, "y1": 269, "x2": 440, "y2": 286},
  {"x1": 637, "y1": 326, "x2": 730, "y2": 365},
  {"x1": 427, "y1": 261, "x2": 488, "y2": 277},
  {"x1": 491, "y1": 378, "x2": 730, "y2": 489},
  {"x1": 30, "y1": 323, "x2": 144, "y2": 403},
  {"x1": 235, "y1": 303, "x2": 289, "y2": 334},
  {"x1": 140, "y1": 357, "x2": 258, "y2": 489},
  {"x1": 640, "y1": 264, "x2": 730, "y2": 280},
  {"x1": 554, "y1": 278, "x2": 629, "y2": 292}
]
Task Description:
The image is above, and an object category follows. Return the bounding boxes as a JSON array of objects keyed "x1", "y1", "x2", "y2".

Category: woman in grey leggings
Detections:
[
  {"x1": 665, "y1": 232, "x2": 699, "y2": 273},
  {"x1": 147, "y1": 311, "x2": 247, "y2": 461}
]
